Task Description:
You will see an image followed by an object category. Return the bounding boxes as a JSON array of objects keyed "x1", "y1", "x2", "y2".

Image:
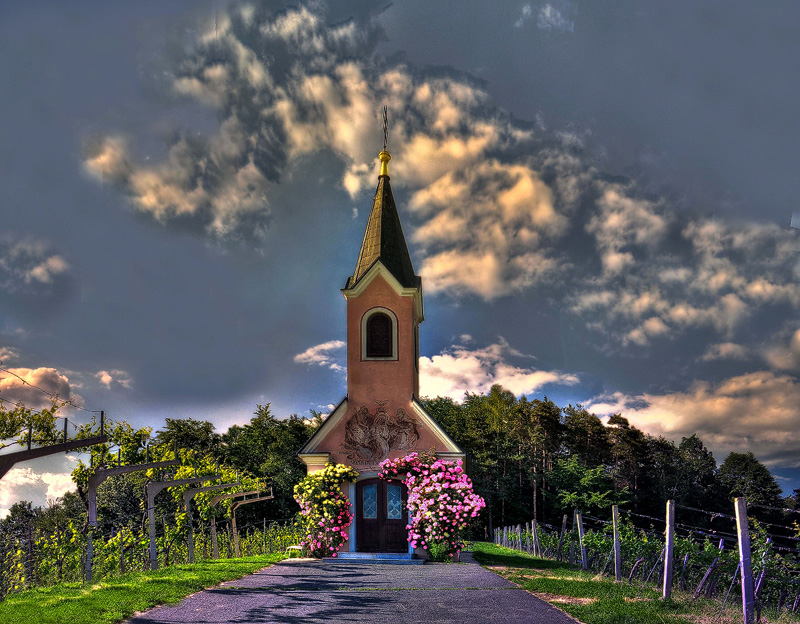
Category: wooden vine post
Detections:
[
  {"x1": 532, "y1": 519, "x2": 542, "y2": 557},
  {"x1": 557, "y1": 514, "x2": 568, "y2": 561},
  {"x1": 575, "y1": 511, "x2": 587, "y2": 570},
  {"x1": 0, "y1": 433, "x2": 108, "y2": 480},
  {"x1": 734, "y1": 497, "x2": 756, "y2": 624},
  {"x1": 207, "y1": 489, "x2": 261, "y2": 558},
  {"x1": 663, "y1": 499, "x2": 675, "y2": 599},
  {"x1": 612, "y1": 504, "x2": 622, "y2": 582},
  {"x1": 0, "y1": 427, "x2": 107, "y2": 584}
]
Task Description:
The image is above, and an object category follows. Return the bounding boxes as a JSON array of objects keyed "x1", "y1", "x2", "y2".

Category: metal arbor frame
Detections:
[
  {"x1": 206, "y1": 488, "x2": 274, "y2": 558},
  {"x1": 84, "y1": 457, "x2": 180, "y2": 581},
  {"x1": 182, "y1": 481, "x2": 238, "y2": 563},
  {"x1": 146, "y1": 474, "x2": 222, "y2": 570},
  {"x1": 0, "y1": 434, "x2": 108, "y2": 480}
]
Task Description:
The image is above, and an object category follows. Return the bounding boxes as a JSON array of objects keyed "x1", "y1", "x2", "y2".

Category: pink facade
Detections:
[{"x1": 346, "y1": 273, "x2": 420, "y2": 406}]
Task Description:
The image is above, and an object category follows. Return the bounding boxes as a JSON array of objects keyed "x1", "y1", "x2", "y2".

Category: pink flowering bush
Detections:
[
  {"x1": 379, "y1": 452, "x2": 485, "y2": 560},
  {"x1": 293, "y1": 463, "x2": 359, "y2": 558}
]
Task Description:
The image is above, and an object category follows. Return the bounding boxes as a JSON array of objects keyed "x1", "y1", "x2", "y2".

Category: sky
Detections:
[{"x1": 1, "y1": 0, "x2": 800, "y2": 517}]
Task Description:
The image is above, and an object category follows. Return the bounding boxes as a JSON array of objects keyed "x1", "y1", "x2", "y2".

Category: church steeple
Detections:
[{"x1": 346, "y1": 149, "x2": 420, "y2": 290}]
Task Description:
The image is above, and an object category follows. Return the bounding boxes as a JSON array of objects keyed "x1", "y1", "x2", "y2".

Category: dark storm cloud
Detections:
[
  {"x1": 80, "y1": 1, "x2": 800, "y2": 369},
  {"x1": 64, "y1": 0, "x2": 800, "y2": 472},
  {"x1": 0, "y1": 239, "x2": 76, "y2": 323},
  {"x1": 83, "y1": 3, "x2": 378, "y2": 243}
]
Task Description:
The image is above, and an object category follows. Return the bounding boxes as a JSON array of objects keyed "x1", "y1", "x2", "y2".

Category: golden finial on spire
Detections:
[
  {"x1": 379, "y1": 105, "x2": 390, "y2": 177},
  {"x1": 379, "y1": 150, "x2": 391, "y2": 177}
]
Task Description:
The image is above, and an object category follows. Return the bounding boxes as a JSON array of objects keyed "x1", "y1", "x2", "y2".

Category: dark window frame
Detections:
[{"x1": 366, "y1": 312, "x2": 393, "y2": 358}]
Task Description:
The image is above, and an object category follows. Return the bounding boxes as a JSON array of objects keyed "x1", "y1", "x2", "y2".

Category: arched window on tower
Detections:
[{"x1": 366, "y1": 313, "x2": 393, "y2": 358}]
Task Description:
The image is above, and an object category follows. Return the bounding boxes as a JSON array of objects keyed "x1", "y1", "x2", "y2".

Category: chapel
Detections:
[{"x1": 297, "y1": 141, "x2": 465, "y2": 556}]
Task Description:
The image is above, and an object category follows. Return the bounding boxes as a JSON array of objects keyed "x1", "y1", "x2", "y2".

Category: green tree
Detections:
[
  {"x1": 562, "y1": 405, "x2": 610, "y2": 467},
  {"x1": 672, "y1": 434, "x2": 718, "y2": 517},
  {"x1": 0, "y1": 401, "x2": 61, "y2": 450},
  {"x1": 547, "y1": 456, "x2": 627, "y2": 516},
  {"x1": 71, "y1": 419, "x2": 152, "y2": 521},
  {"x1": 606, "y1": 414, "x2": 647, "y2": 507},
  {"x1": 717, "y1": 451, "x2": 783, "y2": 507},
  {"x1": 152, "y1": 418, "x2": 221, "y2": 456},
  {"x1": 637, "y1": 435, "x2": 681, "y2": 515},
  {"x1": 220, "y1": 404, "x2": 320, "y2": 519},
  {"x1": 512, "y1": 396, "x2": 562, "y2": 522}
]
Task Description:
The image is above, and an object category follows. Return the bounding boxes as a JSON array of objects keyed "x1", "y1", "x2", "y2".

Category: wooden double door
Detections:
[{"x1": 356, "y1": 478, "x2": 408, "y2": 552}]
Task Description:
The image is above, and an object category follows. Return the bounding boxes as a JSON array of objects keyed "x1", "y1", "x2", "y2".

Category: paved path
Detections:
[{"x1": 126, "y1": 559, "x2": 578, "y2": 624}]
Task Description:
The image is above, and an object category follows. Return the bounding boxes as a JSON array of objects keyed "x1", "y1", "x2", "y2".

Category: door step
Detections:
[{"x1": 323, "y1": 552, "x2": 423, "y2": 565}]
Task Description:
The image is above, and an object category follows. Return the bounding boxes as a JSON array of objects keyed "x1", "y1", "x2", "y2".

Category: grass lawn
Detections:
[
  {"x1": 471, "y1": 542, "x2": 794, "y2": 624},
  {"x1": 0, "y1": 554, "x2": 287, "y2": 624}
]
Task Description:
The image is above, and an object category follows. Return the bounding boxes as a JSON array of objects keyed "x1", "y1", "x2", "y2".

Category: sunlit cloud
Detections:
[
  {"x1": 537, "y1": 4, "x2": 575, "y2": 32},
  {"x1": 0, "y1": 239, "x2": 72, "y2": 294},
  {"x1": 765, "y1": 328, "x2": 800, "y2": 372},
  {"x1": 701, "y1": 342, "x2": 751, "y2": 362},
  {"x1": 420, "y1": 337, "x2": 579, "y2": 400},
  {"x1": 0, "y1": 347, "x2": 19, "y2": 364},
  {"x1": 94, "y1": 369, "x2": 134, "y2": 390},
  {"x1": 294, "y1": 339, "x2": 345, "y2": 372},
  {"x1": 0, "y1": 367, "x2": 82, "y2": 410},
  {"x1": 587, "y1": 370, "x2": 800, "y2": 468},
  {"x1": 0, "y1": 467, "x2": 77, "y2": 519}
]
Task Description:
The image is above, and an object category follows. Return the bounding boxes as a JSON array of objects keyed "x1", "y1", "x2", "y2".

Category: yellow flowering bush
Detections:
[{"x1": 293, "y1": 463, "x2": 359, "y2": 558}]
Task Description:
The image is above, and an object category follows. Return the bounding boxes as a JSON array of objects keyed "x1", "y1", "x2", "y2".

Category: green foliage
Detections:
[
  {"x1": 153, "y1": 418, "x2": 222, "y2": 456},
  {"x1": 547, "y1": 456, "x2": 628, "y2": 515},
  {"x1": 717, "y1": 451, "x2": 784, "y2": 507},
  {"x1": 423, "y1": 386, "x2": 792, "y2": 534},
  {"x1": 0, "y1": 401, "x2": 62, "y2": 450},
  {"x1": 221, "y1": 404, "x2": 319, "y2": 518},
  {"x1": 71, "y1": 418, "x2": 153, "y2": 498}
]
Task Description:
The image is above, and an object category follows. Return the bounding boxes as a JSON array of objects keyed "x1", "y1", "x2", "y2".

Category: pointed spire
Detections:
[{"x1": 347, "y1": 148, "x2": 419, "y2": 290}]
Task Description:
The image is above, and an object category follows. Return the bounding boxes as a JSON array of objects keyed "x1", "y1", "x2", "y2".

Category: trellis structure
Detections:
[
  {"x1": 84, "y1": 455, "x2": 180, "y2": 581},
  {"x1": 0, "y1": 434, "x2": 108, "y2": 480},
  {"x1": 146, "y1": 474, "x2": 221, "y2": 569},
  {"x1": 206, "y1": 488, "x2": 273, "y2": 558},
  {"x1": 182, "y1": 481, "x2": 238, "y2": 563}
]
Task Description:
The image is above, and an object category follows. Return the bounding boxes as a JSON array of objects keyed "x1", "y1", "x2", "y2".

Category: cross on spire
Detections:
[{"x1": 383, "y1": 106, "x2": 388, "y2": 151}]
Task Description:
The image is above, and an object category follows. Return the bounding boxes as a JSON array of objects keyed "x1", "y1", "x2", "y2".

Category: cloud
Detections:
[
  {"x1": 83, "y1": 4, "x2": 371, "y2": 243},
  {"x1": 0, "y1": 347, "x2": 19, "y2": 364},
  {"x1": 0, "y1": 367, "x2": 83, "y2": 410},
  {"x1": 40, "y1": 472, "x2": 76, "y2": 499},
  {"x1": 82, "y1": 2, "x2": 800, "y2": 358},
  {"x1": 587, "y1": 370, "x2": 800, "y2": 468},
  {"x1": 410, "y1": 160, "x2": 563, "y2": 298},
  {"x1": 420, "y1": 337, "x2": 579, "y2": 400},
  {"x1": 568, "y1": 202, "x2": 800, "y2": 347},
  {"x1": 0, "y1": 239, "x2": 72, "y2": 294},
  {"x1": 515, "y1": 4, "x2": 533, "y2": 28},
  {"x1": 294, "y1": 339, "x2": 345, "y2": 372},
  {"x1": 94, "y1": 369, "x2": 134, "y2": 390},
  {"x1": 537, "y1": 4, "x2": 575, "y2": 32},
  {"x1": 0, "y1": 467, "x2": 76, "y2": 519},
  {"x1": 765, "y1": 328, "x2": 800, "y2": 372},
  {"x1": 701, "y1": 342, "x2": 751, "y2": 362}
]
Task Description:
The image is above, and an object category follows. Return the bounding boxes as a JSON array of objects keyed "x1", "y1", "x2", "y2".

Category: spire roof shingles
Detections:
[{"x1": 347, "y1": 162, "x2": 420, "y2": 290}]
